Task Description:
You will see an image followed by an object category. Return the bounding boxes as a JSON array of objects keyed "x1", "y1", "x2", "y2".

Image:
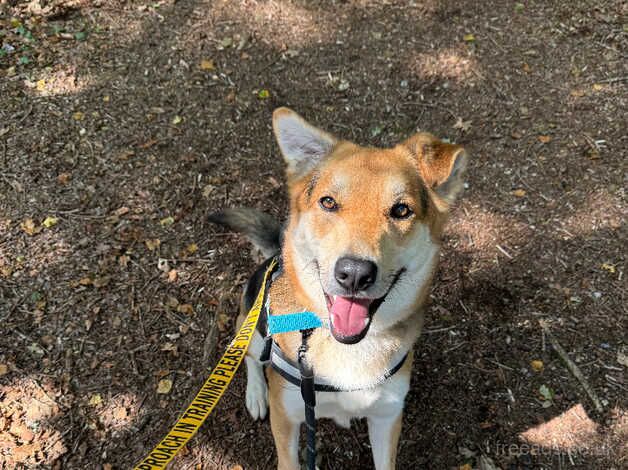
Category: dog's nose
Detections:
[{"x1": 334, "y1": 257, "x2": 378, "y2": 292}]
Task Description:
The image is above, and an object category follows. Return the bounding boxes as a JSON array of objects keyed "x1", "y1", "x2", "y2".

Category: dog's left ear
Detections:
[
  {"x1": 273, "y1": 107, "x2": 337, "y2": 179},
  {"x1": 402, "y1": 133, "x2": 468, "y2": 205}
]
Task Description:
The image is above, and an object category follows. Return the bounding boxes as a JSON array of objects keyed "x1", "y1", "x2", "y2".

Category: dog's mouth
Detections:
[{"x1": 323, "y1": 269, "x2": 404, "y2": 345}]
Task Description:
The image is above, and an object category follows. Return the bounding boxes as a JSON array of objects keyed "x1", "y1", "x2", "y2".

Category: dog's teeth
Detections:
[
  {"x1": 333, "y1": 295, "x2": 337, "y2": 302},
  {"x1": 364, "y1": 318, "x2": 370, "y2": 327}
]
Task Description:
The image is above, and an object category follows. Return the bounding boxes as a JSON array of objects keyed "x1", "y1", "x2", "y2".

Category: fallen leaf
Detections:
[
  {"x1": 459, "y1": 465, "x2": 472, "y2": 470},
  {"x1": 185, "y1": 243, "x2": 198, "y2": 255},
  {"x1": 230, "y1": 466, "x2": 244, "y2": 470},
  {"x1": 200, "y1": 59, "x2": 215, "y2": 71},
  {"x1": 79, "y1": 277, "x2": 93, "y2": 286},
  {"x1": 570, "y1": 89, "x2": 585, "y2": 97},
  {"x1": 114, "y1": 207, "x2": 130, "y2": 216},
  {"x1": 21, "y1": 218, "x2": 42, "y2": 236},
  {"x1": 539, "y1": 384, "x2": 554, "y2": 401},
  {"x1": 172, "y1": 115, "x2": 182, "y2": 125},
  {"x1": 145, "y1": 239, "x2": 161, "y2": 251},
  {"x1": 119, "y1": 255, "x2": 130, "y2": 267},
  {"x1": 258, "y1": 89, "x2": 270, "y2": 99},
  {"x1": 511, "y1": 189, "x2": 526, "y2": 197},
  {"x1": 177, "y1": 304, "x2": 194, "y2": 315},
  {"x1": 617, "y1": 351, "x2": 628, "y2": 368},
  {"x1": 157, "y1": 378, "x2": 173, "y2": 394},
  {"x1": 592, "y1": 83, "x2": 605, "y2": 91},
  {"x1": 160, "y1": 216, "x2": 175, "y2": 227},
  {"x1": 166, "y1": 297, "x2": 179, "y2": 308},
  {"x1": 42, "y1": 216, "x2": 58, "y2": 228},
  {"x1": 530, "y1": 360, "x2": 544, "y2": 372},
  {"x1": 522, "y1": 62, "x2": 531, "y2": 73},
  {"x1": 463, "y1": 33, "x2": 475, "y2": 42},
  {"x1": 93, "y1": 276, "x2": 110, "y2": 288},
  {"x1": 73, "y1": 111, "x2": 84, "y2": 121},
  {"x1": 89, "y1": 394, "x2": 103, "y2": 406},
  {"x1": 601, "y1": 263, "x2": 616, "y2": 273},
  {"x1": 103, "y1": 95, "x2": 110, "y2": 103},
  {"x1": 116, "y1": 149, "x2": 135, "y2": 161},
  {"x1": 168, "y1": 269, "x2": 178, "y2": 282},
  {"x1": 538, "y1": 135, "x2": 552, "y2": 144},
  {"x1": 202, "y1": 184, "x2": 215, "y2": 198},
  {"x1": 57, "y1": 172, "x2": 72, "y2": 185},
  {"x1": 36, "y1": 79, "x2": 46, "y2": 91},
  {"x1": 161, "y1": 342, "x2": 178, "y2": 355},
  {"x1": 27, "y1": 343, "x2": 44, "y2": 356},
  {"x1": 453, "y1": 117, "x2": 472, "y2": 132},
  {"x1": 0, "y1": 364, "x2": 8, "y2": 376}
]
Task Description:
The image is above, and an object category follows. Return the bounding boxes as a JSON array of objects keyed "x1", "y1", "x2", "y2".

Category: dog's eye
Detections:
[
  {"x1": 390, "y1": 203, "x2": 413, "y2": 219},
  {"x1": 319, "y1": 196, "x2": 338, "y2": 212}
]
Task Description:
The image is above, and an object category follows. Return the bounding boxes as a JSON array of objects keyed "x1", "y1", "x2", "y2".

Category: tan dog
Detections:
[{"x1": 209, "y1": 108, "x2": 468, "y2": 470}]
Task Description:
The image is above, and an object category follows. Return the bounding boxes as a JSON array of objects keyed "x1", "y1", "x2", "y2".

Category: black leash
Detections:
[{"x1": 298, "y1": 328, "x2": 316, "y2": 470}]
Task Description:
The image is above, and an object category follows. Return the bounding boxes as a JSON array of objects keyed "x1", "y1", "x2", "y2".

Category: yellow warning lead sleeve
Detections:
[{"x1": 133, "y1": 258, "x2": 277, "y2": 470}]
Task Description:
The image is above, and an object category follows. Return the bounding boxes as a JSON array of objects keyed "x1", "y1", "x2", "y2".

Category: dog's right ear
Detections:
[{"x1": 272, "y1": 107, "x2": 337, "y2": 178}]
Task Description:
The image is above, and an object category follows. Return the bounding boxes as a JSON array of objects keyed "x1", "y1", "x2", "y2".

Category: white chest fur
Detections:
[{"x1": 281, "y1": 366, "x2": 410, "y2": 427}]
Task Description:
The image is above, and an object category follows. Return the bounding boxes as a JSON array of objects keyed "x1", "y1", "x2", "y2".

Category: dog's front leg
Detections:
[
  {"x1": 267, "y1": 369, "x2": 300, "y2": 470},
  {"x1": 367, "y1": 411, "x2": 403, "y2": 470}
]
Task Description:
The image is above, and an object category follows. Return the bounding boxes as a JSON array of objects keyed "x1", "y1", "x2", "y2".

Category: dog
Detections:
[{"x1": 209, "y1": 107, "x2": 468, "y2": 470}]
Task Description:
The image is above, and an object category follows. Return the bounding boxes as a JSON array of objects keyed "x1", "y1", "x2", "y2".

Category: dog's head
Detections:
[{"x1": 273, "y1": 108, "x2": 467, "y2": 344}]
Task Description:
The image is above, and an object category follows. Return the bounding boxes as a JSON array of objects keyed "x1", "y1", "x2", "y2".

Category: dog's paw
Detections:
[{"x1": 245, "y1": 374, "x2": 268, "y2": 420}]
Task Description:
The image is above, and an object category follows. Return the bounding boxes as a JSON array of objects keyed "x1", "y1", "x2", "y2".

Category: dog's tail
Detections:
[{"x1": 208, "y1": 208, "x2": 281, "y2": 259}]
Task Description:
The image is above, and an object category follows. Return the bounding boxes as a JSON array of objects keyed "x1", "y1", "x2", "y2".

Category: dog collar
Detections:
[{"x1": 269, "y1": 340, "x2": 408, "y2": 393}]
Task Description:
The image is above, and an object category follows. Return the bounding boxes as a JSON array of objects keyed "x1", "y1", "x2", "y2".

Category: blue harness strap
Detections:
[{"x1": 267, "y1": 311, "x2": 323, "y2": 334}]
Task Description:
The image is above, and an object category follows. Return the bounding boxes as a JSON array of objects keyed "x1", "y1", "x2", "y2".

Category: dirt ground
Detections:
[{"x1": 0, "y1": 0, "x2": 626, "y2": 469}]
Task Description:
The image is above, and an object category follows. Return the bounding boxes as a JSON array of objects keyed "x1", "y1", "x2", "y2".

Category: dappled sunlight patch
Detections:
[
  {"x1": 519, "y1": 404, "x2": 626, "y2": 461},
  {"x1": 212, "y1": 0, "x2": 336, "y2": 48},
  {"x1": 520, "y1": 404, "x2": 599, "y2": 451},
  {"x1": 0, "y1": 377, "x2": 67, "y2": 467},
  {"x1": 94, "y1": 392, "x2": 141, "y2": 432},
  {"x1": 447, "y1": 203, "x2": 530, "y2": 260},
  {"x1": 25, "y1": 66, "x2": 92, "y2": 96},
  {"x1": 408, "y1": 48, "x2": 480, "y2": 84},
  {"x1": 5, "y1": 224, "x2": 72, "y2": 280},
  {"x1": 558, "y1": 189, "x2": 624, "y2": 238}
]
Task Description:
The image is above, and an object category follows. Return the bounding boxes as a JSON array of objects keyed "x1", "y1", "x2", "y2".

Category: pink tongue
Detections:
[{"x1": 330, "y1": 297, "x2": 373, "y2": 337}]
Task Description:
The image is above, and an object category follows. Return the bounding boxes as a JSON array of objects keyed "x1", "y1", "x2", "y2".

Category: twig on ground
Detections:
[
  {"x1": 496, "y1": 244, "x2": 513, "y2": 259},
  {"x1": 202, "y1": 311, "x2": 218, "y2": 364},
  {"x1": 539, "y1": 320, "x2": 604, "y2": 413},
  {"x1": 595, "y1": 76, "x2": 627, "y2": 84}
]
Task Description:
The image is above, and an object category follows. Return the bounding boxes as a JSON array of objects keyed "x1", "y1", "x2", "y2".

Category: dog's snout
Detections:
[{"x1": 334, "y1": 257, "x2": 377, "y2": 292}]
